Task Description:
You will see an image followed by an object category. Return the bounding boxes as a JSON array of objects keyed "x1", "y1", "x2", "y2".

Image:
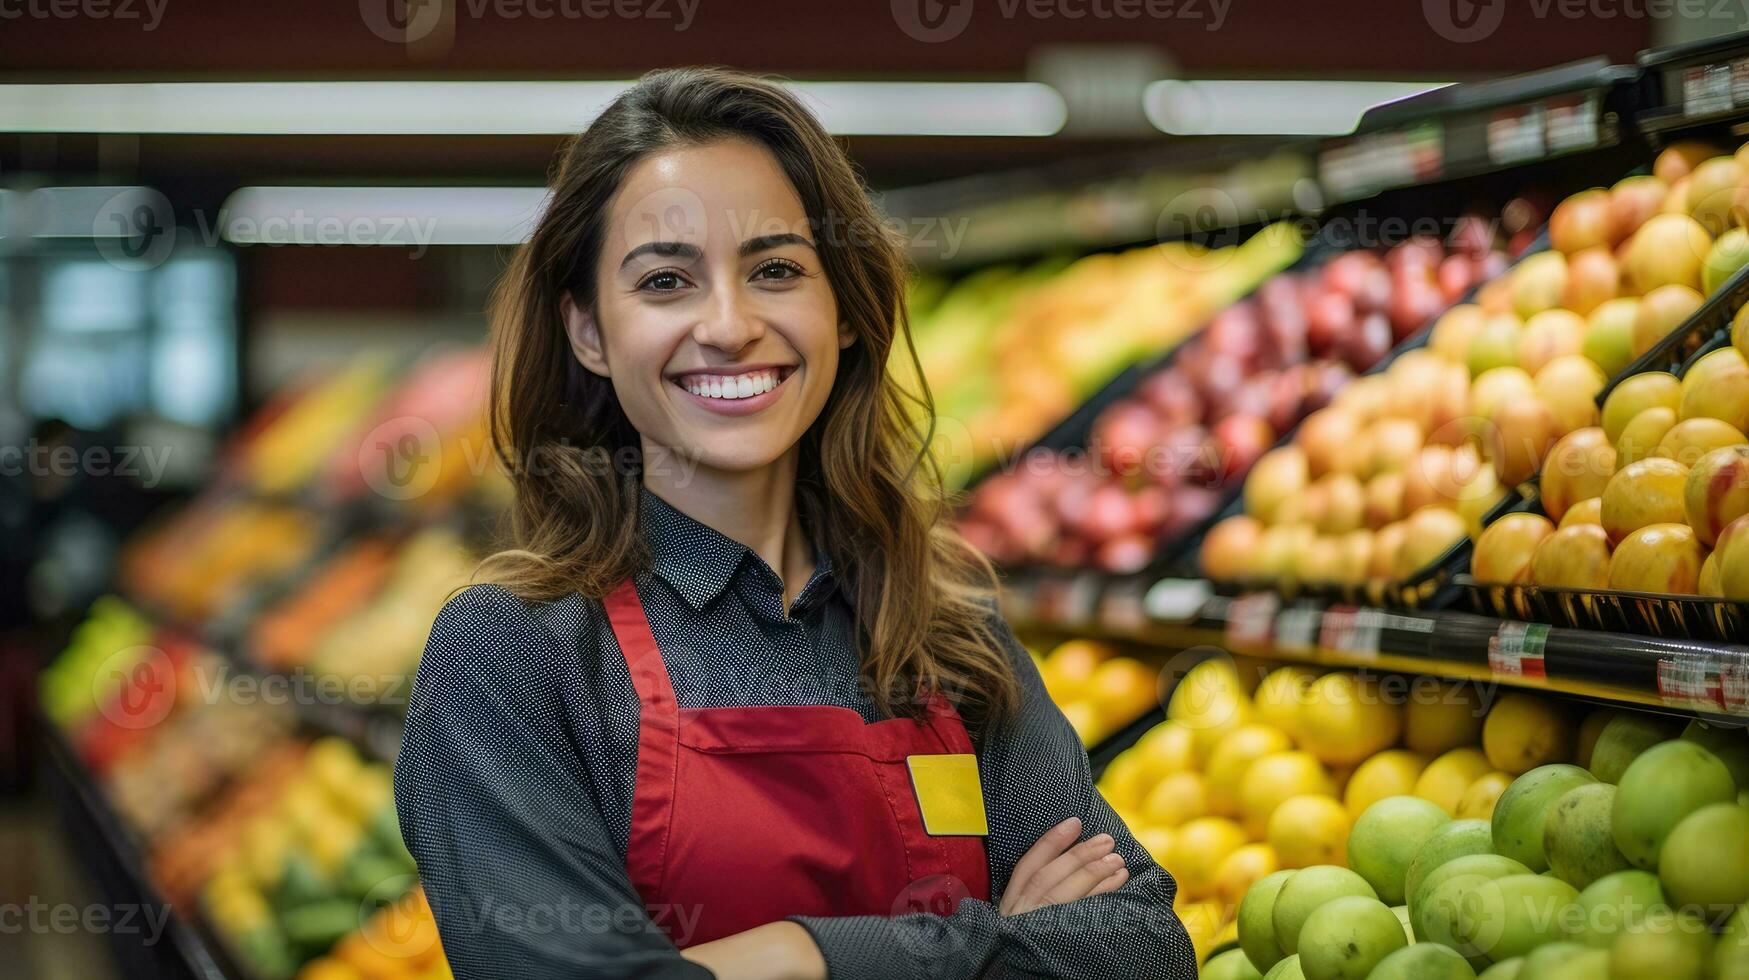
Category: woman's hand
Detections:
[
  {"x1": 999, "y1": 816, "x2": 1129, "y2": 917},
  {"x1": 680, "y1": 920, "x2": 827, "y2": 980}
]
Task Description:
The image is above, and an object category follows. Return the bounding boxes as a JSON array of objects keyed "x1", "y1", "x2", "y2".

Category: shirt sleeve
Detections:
[
  {"x1": 789, "y1": 610, "x2": 1197, "y2": 980},
  {"x1": 394, "y1": 584, "x2": 713, "y2": 980}
]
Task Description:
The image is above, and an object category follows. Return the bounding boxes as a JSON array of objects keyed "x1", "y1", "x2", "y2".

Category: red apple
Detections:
[
  {"x1": 1388, "y1": 275, "x2": 1446, "y2": 341},
  {"x1": 1306, "y1": 288, "x2": 1357, "y2": 355},
  {"x1": 1210, "y1": 414, "x2": 1275, "y2": 484},
  {"x1": 1339, "y1": 312, "x2": 1393, "y2": 371},
  {"x1": 1437, "y1": 253, "x2": 1474, "y2": 302},
  {"x1": 1091, "y1": 401, "x2": 1160, "y2": 478},
  {"x1": 1077, "y1": 481, "x2": 1139, "y2": 541},
  {"x1": 1162, "y1": 485, "x2": 1222, "y2": 538},
  {"x1": 1388, "y1": 235, "x2": 1446, "y2": 277},
  {"x1": 1322, "y1": 250, "x2": 1385, "y2": 295},
  {"x1": 1135, "y1": 369, "x2": 1202, "y2": 427}
]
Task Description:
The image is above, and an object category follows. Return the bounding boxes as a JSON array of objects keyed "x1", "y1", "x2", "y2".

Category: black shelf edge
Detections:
[
  {"x1": 40, "y1": 720, "x2": 236, "y2": 980},
  {"x1": 1007, "y1": 576, "x2": 1749, "y2": 730}
]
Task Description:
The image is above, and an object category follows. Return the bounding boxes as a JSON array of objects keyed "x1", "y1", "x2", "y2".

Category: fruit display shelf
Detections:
[
  {"x1": 1317, "y1": 57, "x2": 1646, "y2": 206},
  {"x1": 1636, "y1": 30, "x2": 1749, "y2": 142},
  {"x1": 41, "y1": 718, "x2": 245, "y2": 980},
  {"x1": 1003, "y1": 571, "x2": 1749, "y2": 732}
]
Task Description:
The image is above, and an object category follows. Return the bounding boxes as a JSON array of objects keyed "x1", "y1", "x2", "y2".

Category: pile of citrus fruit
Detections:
[
  {"x1": 1472, "y1": 309, "x2": 1749, "y2": 599},
  {"x1": 1208, "y1": 692, "x2": 1749, "y2": 980},
  {"x1": 1034, "y1": 638, "x2": 1164, "y2": 746},
  {"x1": 1097, "y1": 658, "x2": 1580, "y2": 965}
]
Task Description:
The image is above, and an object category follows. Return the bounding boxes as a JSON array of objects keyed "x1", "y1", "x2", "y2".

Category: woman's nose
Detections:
[{"x1": 693, "y1": 287, "x2": 764, "y2": 353}]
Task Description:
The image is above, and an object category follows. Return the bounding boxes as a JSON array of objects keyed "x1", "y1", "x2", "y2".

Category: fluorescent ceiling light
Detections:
[
  {"x1": 1145, "y1": 80, "x2": 1453, "y2": 136},
  {"x1": 219, "y1": 186, "x2": 551, "y2": 246},
  {"x1": 0, "y1": 186, "x2": 163, "y2": 238},
  {"x1": 0, "y1": 80, "x2": 1066, "y2": 137}
]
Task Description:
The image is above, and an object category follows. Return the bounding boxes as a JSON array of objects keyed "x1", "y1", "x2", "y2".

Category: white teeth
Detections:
[{"x1": 682, "y1": 368, "x2": 782, "y2": 400}]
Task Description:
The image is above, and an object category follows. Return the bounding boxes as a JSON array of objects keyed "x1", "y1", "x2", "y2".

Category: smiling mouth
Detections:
[{"x1": 669, "y1": 365, "x2": 795, "y2": 401}]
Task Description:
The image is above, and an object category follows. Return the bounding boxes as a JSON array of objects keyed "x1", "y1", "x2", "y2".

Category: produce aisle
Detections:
[{"x1": 26, "y1": 35, "x2": 1749, "y2": 980}]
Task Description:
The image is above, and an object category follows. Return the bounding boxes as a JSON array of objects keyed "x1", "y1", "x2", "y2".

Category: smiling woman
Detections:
[{"x1": 391, "y1": 66, "x2": 1197, "y2": 980}]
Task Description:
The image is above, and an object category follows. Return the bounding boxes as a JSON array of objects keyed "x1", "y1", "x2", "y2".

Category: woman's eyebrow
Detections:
[
  {"x1": 620, "y1": 240, "x2": 700, "y2": 270},
  {"x1": 739, "y1": 232, "x2": 816, "y2": 256}
]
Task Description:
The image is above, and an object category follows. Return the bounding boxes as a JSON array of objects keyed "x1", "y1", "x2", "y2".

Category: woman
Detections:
[{"x1": 394, "y1": 66, "x2": 1195, "y2": 980}]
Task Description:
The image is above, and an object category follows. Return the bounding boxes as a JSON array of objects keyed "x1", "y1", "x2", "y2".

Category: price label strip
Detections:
[
  {"x1": 1318, "y1": 605, "x2": 1382, "y2": 661},
  {"x1": 1098, "y1": 579, "x2": 1148, "y2": 634},
  {"x1": 1488, "y1": 622, "x2": 1550, "y2": 679},
  {"x1": 1224, "y1": 592, "x2": 1280, "y2": 651},
  {"x1": 1685, "y1": 62, "x2": 1735, "y2": 117},
  {"x1": 1659, "y1": 648, "x2": 1749, "y2": 717},
  {"x1": 1273, "y1": 605, "x2": 1321, "y2": 653}
]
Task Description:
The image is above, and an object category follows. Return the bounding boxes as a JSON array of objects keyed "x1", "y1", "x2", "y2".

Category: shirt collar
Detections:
[{"x1": 638, "y1": 486, "x2": 838, "y2": 614}]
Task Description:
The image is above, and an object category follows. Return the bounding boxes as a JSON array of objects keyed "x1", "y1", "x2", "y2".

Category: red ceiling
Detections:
[{"x1": 0, "y1": 0, "x2": 1653, "y2": 77}]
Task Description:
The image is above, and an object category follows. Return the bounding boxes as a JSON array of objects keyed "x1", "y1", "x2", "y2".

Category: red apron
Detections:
[{"x1": 603, "y1": 578, "x2": 992, "y2": 948}]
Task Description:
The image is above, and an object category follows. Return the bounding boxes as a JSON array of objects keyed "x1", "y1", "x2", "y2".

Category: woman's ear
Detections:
[
  {"x1": 561, "y1": 291, "x2": 611, "y2": 377},
  {"x1": 837, "y1": 319, "x2": 857, "y2": 350}
]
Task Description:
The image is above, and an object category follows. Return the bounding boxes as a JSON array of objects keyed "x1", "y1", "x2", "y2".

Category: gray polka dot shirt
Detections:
[{"x1": 393, "y1": 488, "x2": 1195, "y2": 979}]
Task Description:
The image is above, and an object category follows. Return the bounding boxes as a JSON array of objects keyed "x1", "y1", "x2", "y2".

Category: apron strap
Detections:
[{"x1": 603, "y1": 577, "x2": 679, "y2": 899}]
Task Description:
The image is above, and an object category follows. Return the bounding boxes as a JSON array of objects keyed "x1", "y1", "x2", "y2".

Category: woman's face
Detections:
[{"x1": 565, "y1": 137, "x2": 851, "y2": 475}]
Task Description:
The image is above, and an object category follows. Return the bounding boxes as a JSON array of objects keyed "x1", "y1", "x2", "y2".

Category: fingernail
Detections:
[
  {"x1": 1060, "y1": 817, "x2": 1081, "y2": 832},
  {"x1": 1094, "y1": 834, "x2": 1113, "y2": 846},
  {"x1": 1103, "y1": 854, "x2": 1124, "y2": 866}
]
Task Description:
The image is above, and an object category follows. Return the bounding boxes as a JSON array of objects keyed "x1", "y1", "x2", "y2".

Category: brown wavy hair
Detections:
[{"x1": 476, "y1": 66, "x2": 1020, "y2": 732}]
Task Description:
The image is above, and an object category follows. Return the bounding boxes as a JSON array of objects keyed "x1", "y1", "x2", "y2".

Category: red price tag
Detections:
[
  {"x1": 1225, "y1": 592, "x2": 1279, "y2": 651},
  {"x1": 1488, "y1": 622, "x2": 1549, "y2": 679},
  {"x1": 1658, "y1": 655, "x2": 1723, "y2": 712},
  {"x1": 1319, "y1": 605, "x2": 1381, "y2": 660}
]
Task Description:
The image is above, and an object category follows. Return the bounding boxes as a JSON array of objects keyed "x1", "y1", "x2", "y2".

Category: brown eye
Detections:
[
  {"x1": 638, "y1": 268, "x2": 690, "y2": 292},
  {"x1": 753, "y1": 259, "x2": 804, "y2": 281}
]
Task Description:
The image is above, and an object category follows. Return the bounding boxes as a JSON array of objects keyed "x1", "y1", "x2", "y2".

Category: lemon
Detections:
[
  {"x1": 1482, "y1": 692, "x2": 1576, "y2": 774},
  {"x1": 1170, "y1": 660, "x2": 1256, "y2": 766},
  {"x1": 1253, "y1": 665, "x2": 1321, "y2": 741},
  {"x1": 1454, "y1": 770, "x2": 1513, "y2": 820},
  {"x1": 1213, "y1": 842, "x2": 1281, "y2": 908},
  {"x1": 1143, "y1": 770, "x2": 1210, "y2": 827},
  {"x1": 1135, "y1": 824, "x2": 1175, "y2": 865},
  {"x1": 1179, "y1": 899, "x2": 1229, "y2": 965},
  {"x1": 1059, "y1": 701, "x2": 1104, "y2": 746},
  {"x1": 1268, "y1": 793, "x2": 1351, "y2": 868},
  {"x1": 1168, "y1": 817, "x2": 1249, "y2": 899},
  {"x1": 1134, "y1": 721, "x2": 1197, "y2": 780},
  {"x1": 1097, "y1": 750, "x2": 1152, "y2": 810},
  {"x1": 1413, "y1": 747, "x2": 1494, "y2": 815},
  {"x1": 1297, "y1": 673, "x2": 1404, "y2": 768},
  {"x1": 1205, "y1": 723, "x2": 1295, "y2": 817},
  {"x1": 1403, "y1": 679, "x2": 1485, "y2": 755},
  {"x1": 1343, "y1": 750, "x2": 1430, "y2": 819},
  {"x1": 1041, "y1": 639, "x2": 1112, "y2": 704},
  {"x1": 1239, "y1": 750, "x2": 1337, "y2": 838}
]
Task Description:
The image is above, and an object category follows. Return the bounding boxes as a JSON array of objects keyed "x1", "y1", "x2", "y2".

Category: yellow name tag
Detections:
[{"x1": 907, "y1": 754, "x2": 988, "y2": 836}]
